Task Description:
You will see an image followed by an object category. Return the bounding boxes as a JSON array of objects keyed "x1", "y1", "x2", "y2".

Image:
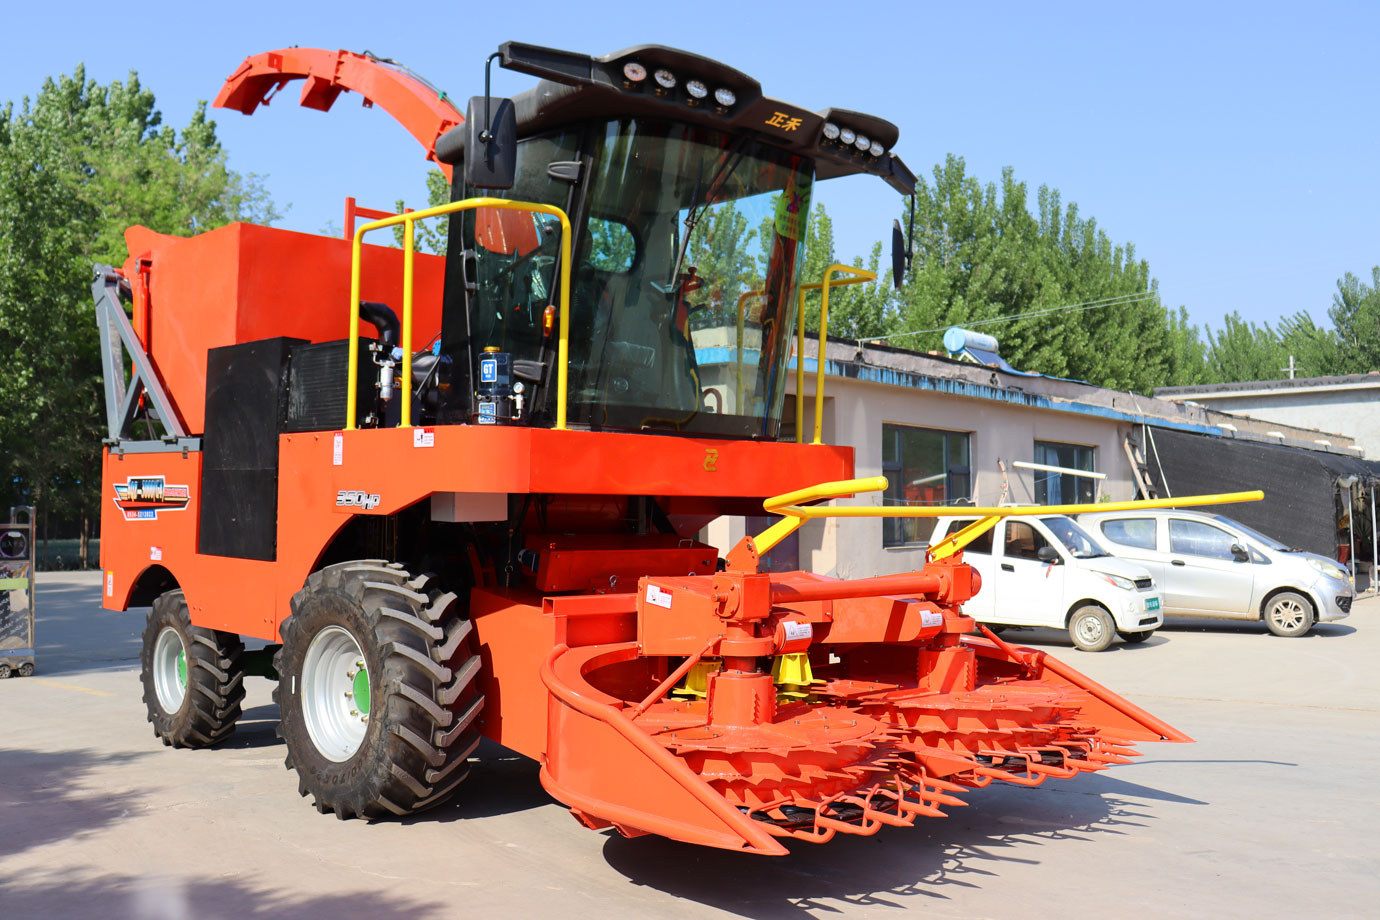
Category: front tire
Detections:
[
  {"x1": 1069, "y1": 605, "x2": 1115, "y2": 652},
  {"x1": 140, "y1": 590, "x2": 246, "y2": 747},
  {"x1": 276, "y1": 561, "x2": 484, "y2": 820},
  {"x1": 1263, "y1": 591, "x2": 1314, "y2": 637}
]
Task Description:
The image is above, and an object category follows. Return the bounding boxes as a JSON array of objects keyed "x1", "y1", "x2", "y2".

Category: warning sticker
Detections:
[
  {"x1": 645, "y1": 584, "x2": 673, "y2": 609},
  {"x1": 149, "y1": 546, "x2": 162, "y2": 562},
  {"x1": 413, "y1": 427, "x2": 435, "y2": 448},
  {"x1": 921, "y1": 610, "x2": 943, "y2": 629},
  {"x1": 105, "y1": 571, "x2": 114, "y2": 597},
  {"x1": 782, "y1": 620, "x2": 813, "y2": 642},
  {"x1": 332, "y1": 432, "x2": 344, "y2": 466}
]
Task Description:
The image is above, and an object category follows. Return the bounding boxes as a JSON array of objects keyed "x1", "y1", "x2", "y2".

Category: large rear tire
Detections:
[
  {"x1": 275, "y1": 561, "x2": 484, "y2": 820},
  {"x1": 140, "y1": 590, "x2": 246, "y2": 747}
]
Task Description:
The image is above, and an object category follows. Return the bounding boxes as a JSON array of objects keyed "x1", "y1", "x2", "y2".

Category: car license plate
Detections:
[{"x1": 1145, "y1": 597, "x2": 1161, "y2": 611}]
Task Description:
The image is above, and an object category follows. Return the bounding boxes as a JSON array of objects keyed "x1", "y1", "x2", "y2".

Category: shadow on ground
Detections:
[
  {"x1": 403, "y1": 739, "x2": 556, "y2": 823},
  {"x1": 600, "y1": 773, "x2": 1207, "y2": 918},
  {"x1": 0, "y1": 747, "x2": 149, "y2": 860},
  {"x1": 0, "y1": 871, "x2": 450, "y2": 920},
  {"x1": 999, "y1": 619, "x2": 1354, "y2": 652}
]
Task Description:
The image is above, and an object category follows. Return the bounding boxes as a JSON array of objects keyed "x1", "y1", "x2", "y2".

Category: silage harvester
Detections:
[{"x1": 95, "y1": 42, "x2": 1251, "y2": 854}]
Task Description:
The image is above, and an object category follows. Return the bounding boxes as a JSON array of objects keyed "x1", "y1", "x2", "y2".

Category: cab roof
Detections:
[{"x1": 436, "y1": 42, "x2": 916, "y2": 195}]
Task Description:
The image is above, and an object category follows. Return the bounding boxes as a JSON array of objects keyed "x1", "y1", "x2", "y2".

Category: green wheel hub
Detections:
[{"x1": 352, "y1": 667, "x2": 370, "y2": 715}]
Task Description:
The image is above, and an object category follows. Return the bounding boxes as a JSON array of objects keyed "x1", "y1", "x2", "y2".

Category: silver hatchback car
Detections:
[{"x1": 1075, "y1": 509, "x2": 1352, "y2": 637}]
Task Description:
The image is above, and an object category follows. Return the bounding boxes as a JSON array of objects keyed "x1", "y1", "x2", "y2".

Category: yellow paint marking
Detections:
[{"x1": 31, "y1": 679, "x2": 116, "y2": 697}]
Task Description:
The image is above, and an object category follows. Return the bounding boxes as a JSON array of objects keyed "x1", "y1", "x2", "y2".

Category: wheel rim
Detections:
[
  {"x1": 1075, "y1": 612, "x2": 1106, "y2": 646},
  {"x1": 1270, "y1": 598, "x2": 1306, "y2": 631},
  {"x1": 152, "y1": 626, "x2": 188, "y2": 713},
  {"x1": 302, "y1": 625, "x2": 371, "y2": 763}
]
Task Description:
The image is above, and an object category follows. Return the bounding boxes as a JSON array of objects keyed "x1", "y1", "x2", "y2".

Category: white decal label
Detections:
[
  {"x1": 921, "y1": 610, "x2": 943, "y2": 629},
  {"x1": 413, "y1": 427, "x2": 435, "y2": 448},
  {"x1": 105, "y1": 571, "x2": 114, "y2": 597},
  {"x1": 783, "y1": 620, "x2": 813, "y2": 642},
  {"x1": 336, "y1": 490, "x2": 381, "y2": 510},
  {"x1": 149, "y1": 546, "x2": 162, "y2": 562},
  {"x1": 332, "y1": 432, "x2": 343, "y2": 466},
  {"x1": 645, "y1": 584, "x2": 673, "y2": 609}
]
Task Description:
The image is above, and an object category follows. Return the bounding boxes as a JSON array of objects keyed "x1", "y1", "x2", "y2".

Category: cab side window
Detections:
[
  {"x1": 1004, "y1": 520, "x2": 1052, "y2": 561},
  {"x1": 1169, "y1": 519, "x2": 1237, "y2": 560},
  {"x1": 1100, "y1": 517, "x2": 1157, "y2": 550},
  {"x1": 939, "y1": 519, "x2": 993, "y2": 555}
]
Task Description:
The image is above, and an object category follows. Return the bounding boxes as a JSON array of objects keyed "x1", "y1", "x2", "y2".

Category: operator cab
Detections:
[{"x1": 429, "y1": 43, "x2": 916, "y2": 439}]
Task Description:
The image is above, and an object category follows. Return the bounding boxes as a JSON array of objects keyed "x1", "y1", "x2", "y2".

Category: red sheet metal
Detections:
[{"x1": 214, "y1": 48, "x2": 463, "y2": 180}]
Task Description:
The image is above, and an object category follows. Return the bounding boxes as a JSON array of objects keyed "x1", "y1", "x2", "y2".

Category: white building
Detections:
[
  {"x1": 1155, "y1": 373, "x2": 1380, "y2": 459},
  {"x1": 707, "y1": 335, "x2": 1366, "y2": 577}
]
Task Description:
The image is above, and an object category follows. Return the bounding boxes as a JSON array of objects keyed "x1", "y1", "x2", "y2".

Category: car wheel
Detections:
[
  {"x1": 1263, "y1": 591, "x2": 1314, "y2": 637},
  {"x1": 1069, "y1": 605, "x2": 1114, "y2": 652},
  {"x1": 1117, "y1": 629, "x2": 1154, "y2": 643}
]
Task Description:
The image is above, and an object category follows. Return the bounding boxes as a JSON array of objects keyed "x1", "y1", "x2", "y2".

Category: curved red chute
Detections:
[{"x1": 213, "y1": 48, "x2": 463, "y2": 180}]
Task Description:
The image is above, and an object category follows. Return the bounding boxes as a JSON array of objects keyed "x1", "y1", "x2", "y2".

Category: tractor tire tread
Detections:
[
  {"x1": 278, "y1": 560, "x2": 484, "y2": 821},
  {"x1": 141, "y1": 590, "x2": 247, "y2": 749}
]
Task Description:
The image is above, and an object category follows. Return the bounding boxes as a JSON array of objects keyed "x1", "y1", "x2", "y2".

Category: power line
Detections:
[{"x1": 868, "y1": 292, "x2": 1160, "y2": 342}]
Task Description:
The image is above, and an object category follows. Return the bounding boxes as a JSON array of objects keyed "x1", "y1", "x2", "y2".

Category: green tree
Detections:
[
  {"x1": 0, "y1": 66, "x2": 277, "y2": 559},
  {"x1": 872, "y1": 155, "x2": 1185, "y2": 391},
  {"x1": 1327, "y1": 267, "x2": 1380, "y2": 374}
]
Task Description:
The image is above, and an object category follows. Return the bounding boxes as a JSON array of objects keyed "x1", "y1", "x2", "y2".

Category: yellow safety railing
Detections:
[
  {"x1": 797, "y1": 265, "x2": 875, "y2": 444},
  {"x1": 730, "y1": 265, "x2": 875, "y2": 433},
  {"x1": 347, "y1": 197, "x2": 574, "y2": 430},
  {"x1": 749, "y1": 476, "x2": 1265, "y2": 557}
]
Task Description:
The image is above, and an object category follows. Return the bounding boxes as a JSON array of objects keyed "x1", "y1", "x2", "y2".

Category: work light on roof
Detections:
[
  {"x1": 622, "y1": 62, "x2": 647, "y2": 83},
  {"x1": 685, "y1": 79, "x2": 708, "y2": 100},
  {"x1": 653, "y1": 69, "x2": 677, "y2": 89},
  {"x1": 854, "y1": 134, "x2": 870, "y2": 152},
  {"x1": 869, "y1": 141, "x2": 884, "y2": 157},
  {"x1": 822, "y1": 122, "x2": 840, "y2": 140},
  {"x1": 839, "y1": 127, "x2": 856, "y2": 145},
  {"x1": 714, "y1": 87, "x2": 736, "y2": 107}
]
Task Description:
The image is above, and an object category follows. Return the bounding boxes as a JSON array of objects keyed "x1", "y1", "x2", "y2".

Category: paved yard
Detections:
[{"x1": 1, "y1": 571, "x2": 1376, "y2": 918}]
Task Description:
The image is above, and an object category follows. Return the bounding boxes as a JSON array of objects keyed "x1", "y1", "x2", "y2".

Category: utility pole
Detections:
[{"x1": 1281, "y1": 355, "x2": 1298, "y2": 379}]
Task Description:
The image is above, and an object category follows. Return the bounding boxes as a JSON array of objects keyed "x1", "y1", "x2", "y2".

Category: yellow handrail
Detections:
[
  {"x1": 730, "y1": 268, "x2": 876, "y2": 430},
  {"x1": 749, "y1": 476, "x2": 1264, "y2": 557},
  {"x1": 797, "y1": 264, "x2": 876, "y2": 444},
  {"x1": 347, "y1": 197, "x2": 574, "y2": 430}
]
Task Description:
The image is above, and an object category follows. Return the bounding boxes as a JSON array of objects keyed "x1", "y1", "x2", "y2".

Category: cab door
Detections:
[
  {"x1": 992, "y1": 520, "x2": 1067, "y2": 627},
  {"x1": 1163, "y1": 517, "x2": 1256, "y2": 615}
]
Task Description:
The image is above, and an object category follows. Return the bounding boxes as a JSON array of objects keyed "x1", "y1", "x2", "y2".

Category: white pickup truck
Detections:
[{"x1": 930, "y1": 514, "x2": 1164, "y2": 651}]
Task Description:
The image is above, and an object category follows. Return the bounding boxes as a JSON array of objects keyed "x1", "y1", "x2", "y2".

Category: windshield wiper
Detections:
[{"x1": 662, "y1": 136, "x2": 750, "y2": 291}]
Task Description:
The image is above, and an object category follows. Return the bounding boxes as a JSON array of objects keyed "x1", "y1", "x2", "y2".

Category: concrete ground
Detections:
[{"x1": 2, "y1": 571, "x2": 1376, "y2": 919}]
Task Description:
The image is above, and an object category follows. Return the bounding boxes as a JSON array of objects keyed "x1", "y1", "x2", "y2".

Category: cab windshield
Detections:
[
  {"x1": 572, "y1": 118, "x2": 813, "y2": 437},
  {"x1": 461, "y1": 118, "x2": 814, "y2": 438}
]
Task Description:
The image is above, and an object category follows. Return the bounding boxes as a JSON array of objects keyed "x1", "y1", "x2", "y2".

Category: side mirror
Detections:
[
  {"x1": 890, "y1": 219, "x2": 905, "y2": 289},
  {"x1": 1231, "y1": 543, "x2": 1249, "y2": 562},
  {"x1": 464, "y1": 95, "x2": 517, "y2": 190},
  {"x1": 1036, "y1": 545, "x2": 1060, "y2": 564}
]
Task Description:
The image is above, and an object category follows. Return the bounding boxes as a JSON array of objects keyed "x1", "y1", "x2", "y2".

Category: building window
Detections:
[
  {"x1": 1033, "y1": 441, "x2": 1095, "y2": 505},
  {"x1": 882, "y1": 425, "x2": 971, "y2": 547}
]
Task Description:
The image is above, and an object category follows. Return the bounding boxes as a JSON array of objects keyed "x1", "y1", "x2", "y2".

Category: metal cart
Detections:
[{"x1": 0, "y1": 506, "x2": 36, "y2": 678}]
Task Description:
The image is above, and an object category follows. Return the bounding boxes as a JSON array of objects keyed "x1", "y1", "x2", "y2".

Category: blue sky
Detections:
[{"x1": 6, "y1": 1, "x2": 1377, "y2": 347}]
